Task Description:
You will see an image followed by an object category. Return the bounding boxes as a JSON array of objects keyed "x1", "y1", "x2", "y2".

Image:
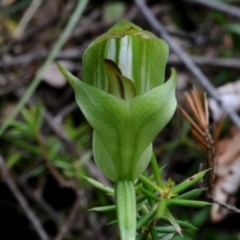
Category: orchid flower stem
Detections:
[{"x1": 115, "y1": 180, "x2": 136, "y2": 240}]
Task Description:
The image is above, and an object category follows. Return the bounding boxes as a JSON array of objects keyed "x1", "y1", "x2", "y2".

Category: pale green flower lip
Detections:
[{"x1": 103, "y1": 58, "x2": 136, "y2": 102}]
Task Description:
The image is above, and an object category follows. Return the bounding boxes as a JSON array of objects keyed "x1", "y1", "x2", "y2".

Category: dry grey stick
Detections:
[
  {"x1": 168, "y1": 55, "x2": 240, "y2": 70},
  {"x1": 185, "y1": 0, "x2": 240, "y2": 19},
  {"x1": 134, "y1": 0, "x2": 240, "y2": 130},
  {"x1": 0, "y1": 155, "x2": 50, "y2": 240},
  {"x1": 0, "y1": 47, "x2": 85, "y2": 68},
  {"x1": 3, "y1": 49, "x2": 240, "y2": 70},
  {"x1": 209, "y1": 195, "x2": 240, "y2": 214}
]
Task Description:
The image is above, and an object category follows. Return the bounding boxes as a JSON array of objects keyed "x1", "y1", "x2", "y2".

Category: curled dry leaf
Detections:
[{"x1": 211, "y1": 127, "x2": 240, "y2": 222}]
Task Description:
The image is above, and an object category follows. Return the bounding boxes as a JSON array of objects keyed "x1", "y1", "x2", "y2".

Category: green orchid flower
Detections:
[{"x1": 57, "y1": 20, "x2": 177, "y2": 240}]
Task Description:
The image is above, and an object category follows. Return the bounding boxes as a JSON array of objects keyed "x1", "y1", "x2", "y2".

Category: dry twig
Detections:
[
  {"x1": 209, "y1": 195, "x2": 240, "y2": 214},
  {"x1": 168, "y1": 55, "x2": 240, "y2": 70}
]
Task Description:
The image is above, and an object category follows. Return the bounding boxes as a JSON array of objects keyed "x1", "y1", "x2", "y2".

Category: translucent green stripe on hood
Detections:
[{"x1": 82, "y1": 20, "x2": 168, "y2": 95}]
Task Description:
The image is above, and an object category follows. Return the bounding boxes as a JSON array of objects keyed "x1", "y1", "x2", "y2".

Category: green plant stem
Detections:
[
  {"x1": 115, "y1": 180, "x2": 136, "y2": 240},
  {"x1": 150, "y1": 154, "x2": 163, "y2": 188},
  {"x1": 0, "y1": 0, "x2": 88, "y2": 137},
  {"x1": 139, "y1": 174, "x2": 162, "y2": 193}
]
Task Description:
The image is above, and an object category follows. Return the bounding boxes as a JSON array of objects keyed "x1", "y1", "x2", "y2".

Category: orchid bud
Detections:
[
  {"x1": 58, "y1": 20, "x2": 176, "y2": 182},
  {"x1": 57, "y1": 20, "x2": 177, "y2": 240}
]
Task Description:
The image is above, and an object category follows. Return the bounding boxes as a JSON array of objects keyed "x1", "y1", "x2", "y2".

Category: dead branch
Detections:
[
  {"x1": 168, "y1": 55, "x2": 240, "y2": 70},
  {"x1": 209, "y1": 194, "x2": 240, "y2": 214}
]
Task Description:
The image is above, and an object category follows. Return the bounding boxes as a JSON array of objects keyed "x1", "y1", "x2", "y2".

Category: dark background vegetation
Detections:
[{"x1": 1, "y1": 0, "x2": 240, "y2": 239}]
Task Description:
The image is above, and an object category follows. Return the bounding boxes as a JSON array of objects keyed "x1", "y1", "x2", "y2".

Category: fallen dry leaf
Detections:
[{"x1": 211, "y1": 127, "x2": 240, "y2": 222}]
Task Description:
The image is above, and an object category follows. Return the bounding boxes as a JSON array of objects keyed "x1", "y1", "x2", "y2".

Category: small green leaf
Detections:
[
  {"x1": 140, "y1": 186, "x2": 159, "y2": 202},
  {"x1": 137, "y1": 208, "x2": 157, "y2": 230},
  {"x1": 139, "y1": 174, "x2": 162, "y2": 193},
  {"x1": 158, "y1": 233, "x2": 175, "y2": 240},
  {"x1": 84, "y1": 177, "x2": 114, "y2": 194},
  {"x1": 150, "y1": 154, "x2": 164, "y2": 188},
  {"x1": 156, "y1": 226, "x2": 177, "y2": 233},
  {"x1": 175, "y1": 189, "x2": 204, "y2": 200},
  {"x1": 165, "y1": 208, "x2": 182, "y2": 236},
  {"x1": 140, "y1": 172, "x2": 157, "y2": 207},
  {"x1": 90, "y1": 205, "x2": 116, "y2": 212},
  {"x1": 107, "y1": 220, "x2": 117, "y2": 225},
  {"x1": 160, "y1": 217, "x2": 197, "y2": 230},
  {"x1": 156, "y1": 198, "x2": 167, "y2": 219},
  {"x1": 171, "y1": 169, "x2": 209, "y2": 195},
  {"x1": 168, "y1": 199, "x2": 211, "y2": 207}
]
